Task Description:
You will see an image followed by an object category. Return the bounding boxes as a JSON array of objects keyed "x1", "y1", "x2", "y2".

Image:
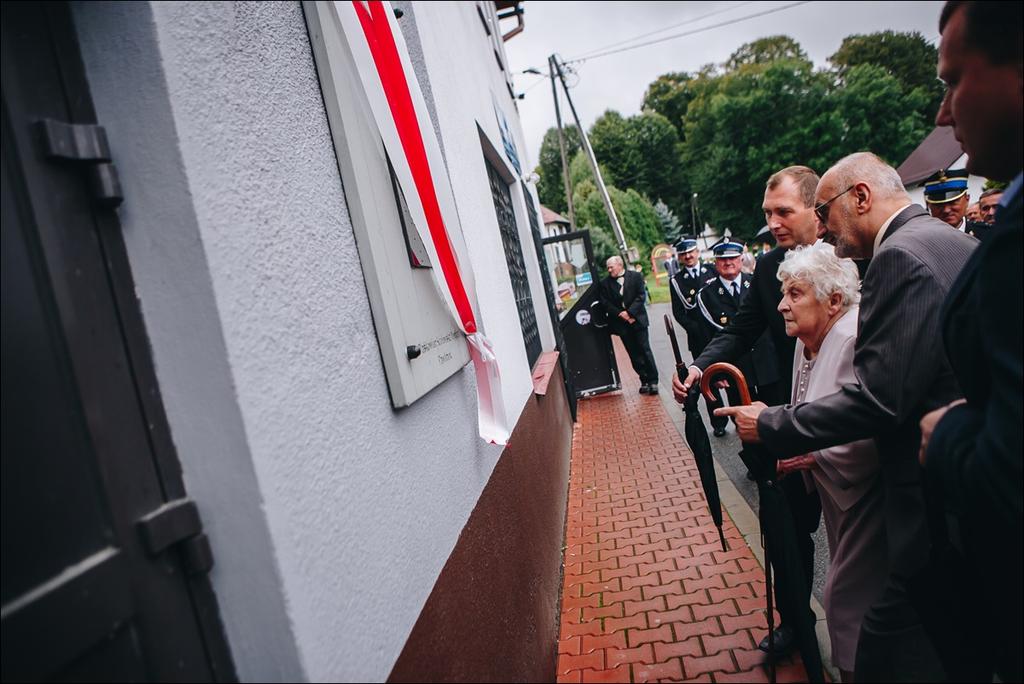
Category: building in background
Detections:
[
  {"x1": 1, "y1": 2, "x2": 572, "y2": 681},
  {"x1": 898, "y1": 125, "x2": 989, "y2": 206}
]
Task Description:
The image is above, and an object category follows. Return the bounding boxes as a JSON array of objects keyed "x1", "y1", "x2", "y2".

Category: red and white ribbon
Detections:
[{"x1": 332, "y1": 0, "x2": 510, "y2": 444}]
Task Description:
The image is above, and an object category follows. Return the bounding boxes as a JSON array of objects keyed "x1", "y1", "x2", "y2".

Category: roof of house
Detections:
[
  {"x1": 540, "y1": 205, "x2": 570, "y2": 225},
  {"x1": 897, "y1": 126, "x2": 965, "y2": 186}
]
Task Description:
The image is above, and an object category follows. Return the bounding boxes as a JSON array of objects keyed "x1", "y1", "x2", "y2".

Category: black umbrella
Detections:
[
  {"x1": 663, "y1": 315, "x2": 727, "y2": 552},
  {"x1": 700, "y1": 362, "x2": 824, "y2": 684}
]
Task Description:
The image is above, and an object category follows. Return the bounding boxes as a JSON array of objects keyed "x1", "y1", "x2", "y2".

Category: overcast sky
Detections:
[{"x1": 504, "y1": 1, "x2": 945, "y2": 170}]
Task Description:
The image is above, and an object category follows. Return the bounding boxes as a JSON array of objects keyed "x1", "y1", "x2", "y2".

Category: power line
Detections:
[
  {"x1": 565, "y1": 1, "x2": 812, "y2": 65},
  {"x1": 570, "y1": 1, "x2": 757, "y2": 62}
]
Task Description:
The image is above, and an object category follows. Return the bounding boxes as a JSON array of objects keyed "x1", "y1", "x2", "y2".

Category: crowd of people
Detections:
[{"x1": 596, "y1": 2, "x2": 1020, "y2": 681}]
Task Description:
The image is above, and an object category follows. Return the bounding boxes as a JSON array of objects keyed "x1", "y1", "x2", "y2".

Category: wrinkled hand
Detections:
[
  {"x1": 673, "y1": 366, "x2": 703, "y2": 403},
  {"x1": 777, "y1": 455, "x2": 815, "y2": 477},
  {"x1": 919, "y1": 398, "x2": 967, "y2": 465},
  {"x1": 618, "y1": 310, "x2": 631, "y2": 321},
  {"x1": 714, "y1": 401, "x2": 768, "y2": 443}
]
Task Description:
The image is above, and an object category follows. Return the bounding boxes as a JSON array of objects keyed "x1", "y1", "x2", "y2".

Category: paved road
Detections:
[{"x1": 644, "y1": 302, "x2": 829, "y2": 606}]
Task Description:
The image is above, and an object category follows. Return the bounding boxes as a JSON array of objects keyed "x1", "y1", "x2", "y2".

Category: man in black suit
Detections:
[
  {"x1": 669, "y1": 238, "x2": 722, "y2": 428},
  {"x1": 598, "y1": 255, "x2": 659, "y2": 394},
  {"x1": 719, "y1": 152, "x2": 978, "y2": 681},
  {"x1": 695, "y1": 241, "x2": 780, "y2": 413},
  {"x1": 918, "y1": 2, "x2": 1023, "y2": 681},
  {"x1": 673, "y1": 166, "x2": 822, "y2": 656}
]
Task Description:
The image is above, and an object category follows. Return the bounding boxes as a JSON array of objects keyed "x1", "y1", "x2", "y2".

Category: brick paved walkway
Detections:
[{"x1": 557, "y1": 341, "x2": 811, "y2": 683}]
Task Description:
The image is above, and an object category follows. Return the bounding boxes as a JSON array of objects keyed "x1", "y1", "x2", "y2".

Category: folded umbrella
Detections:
[
  {"x1": 664, "y1": 315, "x2": 727, "y2": 552},
  {"x1": 701, "y1": 362, "x2": 824, "y2": 684}
]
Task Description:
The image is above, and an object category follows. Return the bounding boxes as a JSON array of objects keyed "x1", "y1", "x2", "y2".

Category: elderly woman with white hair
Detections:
[{"x1": 774, "y1": 243, "x2": 886, "y2": 682}]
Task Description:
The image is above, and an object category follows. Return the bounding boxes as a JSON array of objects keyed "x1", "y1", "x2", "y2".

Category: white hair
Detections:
[
  {"x1": 827, "y1": 152, "x2": 909, "y2": 202},
  {"x1": 777, "y1": 243, "x2": 861, "y2": 308},
  {"x1": 606, "y1": 255, "x2": 624, "y2": 268}
]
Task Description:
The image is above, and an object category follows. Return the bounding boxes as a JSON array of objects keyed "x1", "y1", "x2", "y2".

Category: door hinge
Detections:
[
  {"x1": 137, "y1": 498, "x2": 214, "y2": 576},
  {"x1": 36, "y1": 118, "x2": 123, "y2": 208}
]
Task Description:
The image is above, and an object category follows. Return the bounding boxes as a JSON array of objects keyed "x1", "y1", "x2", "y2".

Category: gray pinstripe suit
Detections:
[{"x1": 757, "y1": 205, "x2": 978, "y2": 680}]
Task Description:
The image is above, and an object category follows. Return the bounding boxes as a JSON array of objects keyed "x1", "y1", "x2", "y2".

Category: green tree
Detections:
[
  {"x1": 573, "y1": 176, "x2": 662, "y2": 266},
  {"x1": 641, "y1": 72, "x2": 696, "y2": 139},
  {"x1": 832, "y1": 63, "x2": 932, "y2": 165},
  {"x1": 725, "y1": 35, "x2": 809, "y2": 71},
  {"x1": 654, "y1": 200, "x2": 682, "y2": 243},
  {"x1": 589, "y1": 109, "x2": 686, "y2": 217},
  {"x1": 830, "y1": 31, "x2": 943, "y2": 118},
  {"x1": 535, "y1": 124, "x2": 581, "y2": 214},
  {"x1": 572, "y1": 179, "x2": 619, "y2": 265},
  {"x1": 681, "y1": 59, "x2": 843, "y2": 240}
]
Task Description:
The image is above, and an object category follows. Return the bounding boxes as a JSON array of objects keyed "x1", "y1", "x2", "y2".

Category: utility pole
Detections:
[
  {"x1": 548, "y1": 56, "x2": 575, "y2": 230},
  {"x1": 550, "y1": 54, "x2": 628, "y2": 257}
]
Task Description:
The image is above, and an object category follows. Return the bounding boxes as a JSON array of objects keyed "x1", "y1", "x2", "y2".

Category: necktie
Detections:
[
  {"x1": 690, "y1": 268, "x2": 697, "y2": 279},
  {"x1": 617, "y1": 276, "x2": 625, "y2": 296},
  {"x1": 732, "y1": 282, "x2": 740, "y2": 299}
]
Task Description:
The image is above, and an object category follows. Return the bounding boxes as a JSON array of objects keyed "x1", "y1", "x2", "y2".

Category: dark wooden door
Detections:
[{"x1": 1, "y1": 4, "x2": 235, "y2": 681}]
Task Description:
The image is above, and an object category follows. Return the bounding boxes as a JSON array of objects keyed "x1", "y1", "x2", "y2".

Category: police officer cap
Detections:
[
  {"x1": 923, "y1": 168, "x2": 969, "y2": 204},
  {"x1": 675, "y1": 238, "x2": 698, "y2": 254},
  {"x1": 713, "y1": 241, "x2": 743, "y2": 258}
]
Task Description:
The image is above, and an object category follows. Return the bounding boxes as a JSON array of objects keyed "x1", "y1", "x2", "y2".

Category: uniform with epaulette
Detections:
[
  {"x1": 669, "y1": 238, "x2": 718, "y2": 359},
  {"x1": 696, "y1": 243, "x2": 780, "y2": 433}
]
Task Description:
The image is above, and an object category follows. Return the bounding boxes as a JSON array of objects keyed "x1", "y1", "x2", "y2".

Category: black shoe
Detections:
[
  {"x1": 646, "y1": 383, "x2": 659, "y2": 395},
  {"x1": 713, "y1": 426, "x2": 727, "y2": 437},
  {"x1": 638, "y1": 385, "x2": 650, "y2": 395},
  {"x1": 758, "y1": 624, "x2": 795, "y2": 656}
]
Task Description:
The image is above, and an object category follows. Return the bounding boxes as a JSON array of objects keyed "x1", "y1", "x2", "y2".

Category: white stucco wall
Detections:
[
  {"x1": 407, "y1": 2, "x2": 558, "y2": 403},
  {"x1": 73, "y1": 1, "x2": 553, "y2": 681}
]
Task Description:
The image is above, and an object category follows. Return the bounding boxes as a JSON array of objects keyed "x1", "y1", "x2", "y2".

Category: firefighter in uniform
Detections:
[
  {"x1": 923, "y1": 168, "x2": 990, "y2": 239},
  {"x1": 669, "y1": 238, "x2": 718, "y2": 358},
  {"x1": 696, "y1": 241, "x2": 780, "y2": 435},
  {"x1": 669, "y1": 238, "x2": 723, "y2": 430}
]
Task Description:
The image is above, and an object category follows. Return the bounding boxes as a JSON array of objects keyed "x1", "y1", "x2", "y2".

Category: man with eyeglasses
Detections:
[{"x1": 717, "y1": 151, "x2": 977, "y2": 681}]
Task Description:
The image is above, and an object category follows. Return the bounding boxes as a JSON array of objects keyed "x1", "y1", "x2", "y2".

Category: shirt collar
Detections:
[
  {"x1": 872, "y1": 204, "x2": 912, "y2": 255},
  {"x1": 719, "y1": 274, "x2": 740, "y2": 290}
]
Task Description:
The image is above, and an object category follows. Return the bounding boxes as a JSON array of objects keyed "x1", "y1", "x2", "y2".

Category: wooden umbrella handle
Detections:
[{"x1": 700, "y1": 362, "x2": 752, "y2": 406}]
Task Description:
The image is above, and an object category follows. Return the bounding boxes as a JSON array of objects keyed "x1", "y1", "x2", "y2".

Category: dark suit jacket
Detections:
[
  {"x1": 923, "y1": 185, "x2": 1022, "y2": 681},
  {"x1": 598, "y1": 269, "x2": 648, "y2": 333},
  {"x1": 694, "y1": 247, "x2": 793, "y2": 399},
  {"x1": 928, "y1": 187, "x2": 1022, "y2": 534},
  {"x1": 695, "y1": 273, "x2": 778, "y2": 390},
  {"x1": 757, "y1": 206, "x2": 978, "y2": 579}
]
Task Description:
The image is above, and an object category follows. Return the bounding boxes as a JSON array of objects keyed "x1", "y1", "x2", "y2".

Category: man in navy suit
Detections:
[
  {"x1": 599, "y1": 255, "x2": 659, "y2": 394},
  {"x1": 918, "y1": 2, "x2": 1022, "y2": 681}
]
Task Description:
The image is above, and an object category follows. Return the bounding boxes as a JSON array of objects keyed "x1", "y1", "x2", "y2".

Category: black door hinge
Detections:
[
  {"x1": 37, "y1": 118, "x2": 123, "y2": 208},
  {"x1": 137, "y1": 498, "x2": 214, "y2": 576}
]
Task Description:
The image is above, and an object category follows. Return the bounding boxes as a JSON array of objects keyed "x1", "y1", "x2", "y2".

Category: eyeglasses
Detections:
[{"x1": 814, "y1": 185, "x2": 855, "y2": 226}]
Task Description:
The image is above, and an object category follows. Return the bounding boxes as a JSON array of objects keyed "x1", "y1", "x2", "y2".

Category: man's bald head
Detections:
[
  {"x1": 824, "y1": 152, "x2": 910, "y2": 203},
  {"x1": 816, "y1": 152, "x2": 912, "y2": 259}
]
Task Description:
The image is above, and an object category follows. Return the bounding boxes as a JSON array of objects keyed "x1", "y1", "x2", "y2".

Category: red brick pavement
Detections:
[{"x1": 558, "y1": 341, "x2": 810, "y2": 683}]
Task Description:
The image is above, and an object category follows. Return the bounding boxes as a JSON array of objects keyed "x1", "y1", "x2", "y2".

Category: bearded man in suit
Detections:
[
  {"x1": 598, "y1": 255, "x2": 659, "y2": 394},
  {"x1": 718, "y1": 152, "x2": 977, "y2": 681}
]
